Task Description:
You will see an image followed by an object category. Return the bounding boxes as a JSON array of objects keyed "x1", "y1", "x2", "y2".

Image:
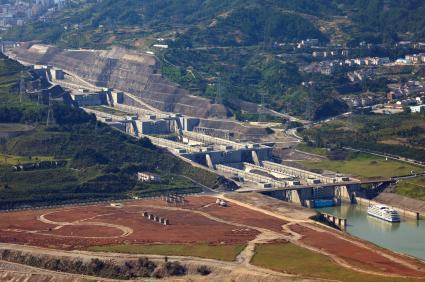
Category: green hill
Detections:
[
  {"x1": 3, "y1": 0, "x2": 425, "y2": 121},
  {"x1": 0, "y1": 54, "x2": 222, "y2": 209}
]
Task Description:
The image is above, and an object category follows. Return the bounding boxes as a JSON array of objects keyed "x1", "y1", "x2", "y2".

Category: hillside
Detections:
[
  {"x1": 6, "y1": 1, "x2": 425, "y2": 49},
  {"x1": 3, "y1": 0, "x2": 425, "y2": 120},
  {"x1": 9, "y1": 45, "x2": 230, "y2": 118},
  {"x1": 0, "y1": 53, "x2": 224, "y2": 209},
  {"x1": 301, "y1": 113, "x2": 425, "y2": 162}
]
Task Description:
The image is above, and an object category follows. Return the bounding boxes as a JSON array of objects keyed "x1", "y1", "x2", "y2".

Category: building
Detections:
[
  {"x1": 137, "y1": 172, "x2": 161, "y2": 182},
  {"x1": 410, "y1": 105, "x2": 425, "y2": 113},
  {"x1": 297, "y1": 38, "x2": 319, "y2": 48},
  {"x1": 405, "y1": 54, "x2": 425, "y2": 64},
  {"x1": 51, "y1": 69, "x2": 64, "y2": 80},
  {"x1": 153, "y1": 44, "x2": 168, "y2": 49}
]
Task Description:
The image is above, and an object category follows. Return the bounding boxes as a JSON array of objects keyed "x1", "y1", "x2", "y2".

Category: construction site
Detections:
[
  {"x1": 2, "y1": 43, "x2": 369, "y2": 209},
  {"x1": 1, "y1": 43, "x2": 425, "y2": 281}
]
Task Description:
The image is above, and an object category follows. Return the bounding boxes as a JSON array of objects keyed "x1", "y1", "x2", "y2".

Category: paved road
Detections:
[{"x1": 343, "y1": 147, "x2": 425, "y2": 169}]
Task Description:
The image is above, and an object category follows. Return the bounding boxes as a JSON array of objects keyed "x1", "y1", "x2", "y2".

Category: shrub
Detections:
[
  {"x1": 165, "y1": 261, "x2": 186, "y2": 276},
  {"x1": 197, "y1": 265, "x2": 211, "y2": 276}
]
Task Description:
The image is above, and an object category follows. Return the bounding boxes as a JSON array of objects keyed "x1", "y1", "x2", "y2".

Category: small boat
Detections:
[{"x1": 367, "y1": 204, "x2": 401, "y2": 223}]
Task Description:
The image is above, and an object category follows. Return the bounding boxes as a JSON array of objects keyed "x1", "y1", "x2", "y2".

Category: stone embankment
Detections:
[{"x1": 9, "y1": 44, "x2": 229, "y2": 118}]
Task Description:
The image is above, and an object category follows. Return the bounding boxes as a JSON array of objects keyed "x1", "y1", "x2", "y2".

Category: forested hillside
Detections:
[
  {"x1": 3, "y1": 0, "x2": 425, "y2": 120},
  {"x1": 0, "y1": 54, "x2": 223, "y2": 209},
  {"x1": 337, "y1": 0, "x2": 425, "y2": 45}
]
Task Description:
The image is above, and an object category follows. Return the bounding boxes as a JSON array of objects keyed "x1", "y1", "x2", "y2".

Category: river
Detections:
[{"x1": 318, "y1": 204, "x2": 425, "y2": 260}]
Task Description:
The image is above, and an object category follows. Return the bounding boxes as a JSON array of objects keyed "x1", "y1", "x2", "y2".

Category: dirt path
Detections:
[
  {"x1": 220, "y1": 195, "x2": 425, "y2": 279},
  {"x1": 2, "y1": 196, "x2": 425, "y2": 281},
  {"x1": 0, "y1": 243, "x2": 293, "y2": 281},
  {"x1": 118, "y1": 204, "x2": 296, "y2": 279},
  {"x1": 27, "y1": 211, "x2": 135, "y2": 239}
]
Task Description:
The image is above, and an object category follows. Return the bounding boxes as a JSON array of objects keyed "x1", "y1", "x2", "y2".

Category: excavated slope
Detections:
[{"x1": 10, "y1": 44, "x2": 230, "y2": 118}]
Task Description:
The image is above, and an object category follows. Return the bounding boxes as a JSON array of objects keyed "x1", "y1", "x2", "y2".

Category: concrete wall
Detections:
[
  {"x1": 136, "y1": 119, "x2": 171, "y2": 135},
  {"x1": 339, "y1": 184, "x2": 361, "y2": 203},
  {"x1": 263, "y1": 161, "x2": 335, "y2": 183},
  {"x1": 183, "y1": 130, "x2": 246, "y2": 149},
  {"x1": 243, "y1": 163, "x2": 293, "y2": 180},
  {"x1": 146, "y1": 135, "x2": 200, "y2": 153},
  {"x1": 355, "y1": 197, "x2": 422, "y2": 220},
  {"x1": 182, "y1": 147, "x2": 272, "y2": 167},
  {"x1": 111, "y1": 91, "x2": 124, "y2": 104},
  {"x1": 83, "y1": 108, "x2": 125, "y2": 121},
  {"x1": 180, "y1": 117, "x2": 200, "y2": 131},
  {"x1": 216, "y1": 164, "x2": 287, "y2": 188},
  {"x1": 72, "y1": 92, "x2": 107, "y2": 107}
]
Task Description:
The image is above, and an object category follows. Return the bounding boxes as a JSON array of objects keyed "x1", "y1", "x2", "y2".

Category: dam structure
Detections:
[
  {"x1": 6, "y1": 44, "x2": 229, "y2": 118},
  {"x1": 114, "y1": 109, "x2": 362, "y2": 208},
  {"x1": 6, "y1": 43, "x2": 364, "y2": 208}
]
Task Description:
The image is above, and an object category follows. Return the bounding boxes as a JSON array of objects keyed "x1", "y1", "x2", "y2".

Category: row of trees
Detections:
[{"x1": 0, "y1": 249, "x2": 189, "y2": 279}]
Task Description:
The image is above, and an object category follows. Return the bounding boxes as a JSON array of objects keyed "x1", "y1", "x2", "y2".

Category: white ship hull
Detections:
[{"x1": 367, "y1": 205, "x2": 401, "y2": 223}]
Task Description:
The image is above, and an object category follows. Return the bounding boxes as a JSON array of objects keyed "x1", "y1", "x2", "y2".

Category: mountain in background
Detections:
[{"x1": 3, "y1": 0, "x2": 425, "y2": 120}]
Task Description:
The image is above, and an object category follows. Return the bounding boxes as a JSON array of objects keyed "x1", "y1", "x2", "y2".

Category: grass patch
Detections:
[
  {"x1": 296, "y1": 143, "x2": 328, "y2": 156},
  {"x1": 251, "y1": 243, "x2": 414, "y2": 282},
  {"x1": 298, "y1": 153, "x2": 423, "y2": 180},
  {"x1": 86, "y1": 106, "x2": 129, "y2": 116},
  {"x1": 0, "y1": 154, "x2": 55, "y2": 166},
  {"x1": 88, "y1": 244, "x2": 245, "y2": 262},
  {"x1": 396, "y1": 177, "x2": 425, "y2": 201},
  {"x1": 0, "y1": 123, "x2": 33, "y2": 132}
]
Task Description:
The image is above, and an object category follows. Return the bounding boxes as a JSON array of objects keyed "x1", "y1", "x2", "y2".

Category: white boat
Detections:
[{"x1": 367, "y1": 204, "x2": 401, "y2": 223}]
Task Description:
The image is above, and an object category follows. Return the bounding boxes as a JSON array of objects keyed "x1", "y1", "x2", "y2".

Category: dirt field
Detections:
[
  {"x1": 0, "y1": 196, "x2": 287, "y2": 250},
  {"x1": 1, "y1": 195, "x2": 425, "y2": 280},
  {"x1": 289, "y1": 223, "x2": 425, "y2": 277}
]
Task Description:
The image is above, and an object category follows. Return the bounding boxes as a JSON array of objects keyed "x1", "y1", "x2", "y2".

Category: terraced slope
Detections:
[{"x1": 9, "y1": 44, "x2": 230, "y2": 118}]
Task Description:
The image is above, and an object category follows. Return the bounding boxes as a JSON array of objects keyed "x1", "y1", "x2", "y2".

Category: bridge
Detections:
[{"x1": 255, "y1": 179, "x2": 395, "y2": 208}]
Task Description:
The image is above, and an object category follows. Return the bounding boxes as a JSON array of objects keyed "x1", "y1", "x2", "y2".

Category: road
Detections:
[
  {"x1": 286, "y1": 114, "x2": 425, "y2": 169},
  {"x1": 343, "y1": 147, "x2": 425, "y2": 169}
]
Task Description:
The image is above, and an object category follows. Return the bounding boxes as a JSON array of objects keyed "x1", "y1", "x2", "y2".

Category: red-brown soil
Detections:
[
  {"x1": 289, "y1": 224, "x2": 425, "y2": 277},
  {"x1": 1, "y1": 196, "x2": 424, "y2": 279},
  {"x1": 43, "y1": 225, "x2": 124, "y2": 238},
  {"x1": 0, "y1": 196, "x2": 287, "y2": 250},
  {"x1": 132, "y1": 196, "x2": 288, "y2": 232}
]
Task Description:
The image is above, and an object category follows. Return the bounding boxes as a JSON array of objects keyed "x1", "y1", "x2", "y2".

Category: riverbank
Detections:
[
  {"x1": 355, "y1": 195, "x2": 423, "y2": 220},
  {"x1": 318, "y1": 204, "x2": 425, "y2": 261}
]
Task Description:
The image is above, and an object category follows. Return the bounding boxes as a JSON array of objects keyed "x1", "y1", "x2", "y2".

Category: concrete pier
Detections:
[{"x1": 322, "y1": 212, "x2": 347, "y2": 231}]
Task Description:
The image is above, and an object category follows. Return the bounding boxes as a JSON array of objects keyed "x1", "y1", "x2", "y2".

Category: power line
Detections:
[
  {"x1": 19, "y1": 71, "x2": 25, "y2": 104},
  {"x1": 263, "y1": 17, "x2": 272, "y2": 51},
  {"x1": 258, "y1": 90, "x2": 268, "y2": 122},
  {"x1": 37, "y1": 79, "x2": 42, "y2": 106},
  {"x1": 46, "y1": 93, "x2": 53, "y2": 126},
  {"x1": 216, "y1": 75, "x2": 222, "y2": 104}
]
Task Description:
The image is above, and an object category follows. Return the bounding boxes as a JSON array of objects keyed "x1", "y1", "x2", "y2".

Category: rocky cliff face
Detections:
[{"x1": 10, "y1": 44, "x2": 230, "y2": 118}]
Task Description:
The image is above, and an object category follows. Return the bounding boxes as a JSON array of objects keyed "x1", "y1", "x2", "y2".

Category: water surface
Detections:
[{"x1": 318, "y1": 204, "x2": 425, "y2": 260}]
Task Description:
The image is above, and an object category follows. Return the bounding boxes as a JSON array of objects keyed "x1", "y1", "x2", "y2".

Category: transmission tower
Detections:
[
  {"x1": 37, "y1": 79, "x2": 42, "y2": 106},
  {"x1": 19, "y1": 71, "x2": 25, "y2": 104},
  {"x1": 216, "y1": 76, "x2": 222, "y2": 104},
  {"x1": 263, "y1": 17, "x2": 272, "y2": 51},
  {"x1": 258, "y1": 90, "x2": 268, "y2": 122},
  {"x1": 46, "y1": 93, "x2": 53, "y2": 126},
  {"x1": 94, "y1": 120, "x2": 99, "y2": 135}
]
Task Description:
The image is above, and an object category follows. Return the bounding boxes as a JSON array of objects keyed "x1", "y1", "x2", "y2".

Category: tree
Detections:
[{"x1": 0, "y1": 138, "x2": 8, "y2": 164}]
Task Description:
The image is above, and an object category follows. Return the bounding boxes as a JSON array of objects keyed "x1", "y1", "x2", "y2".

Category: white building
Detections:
[
  {"x1": 137, "y1": 172, "x2": 161, "y2": 182},
  {"x1": 410, "y1": 105, "x2": 425, "y2": 113}
]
